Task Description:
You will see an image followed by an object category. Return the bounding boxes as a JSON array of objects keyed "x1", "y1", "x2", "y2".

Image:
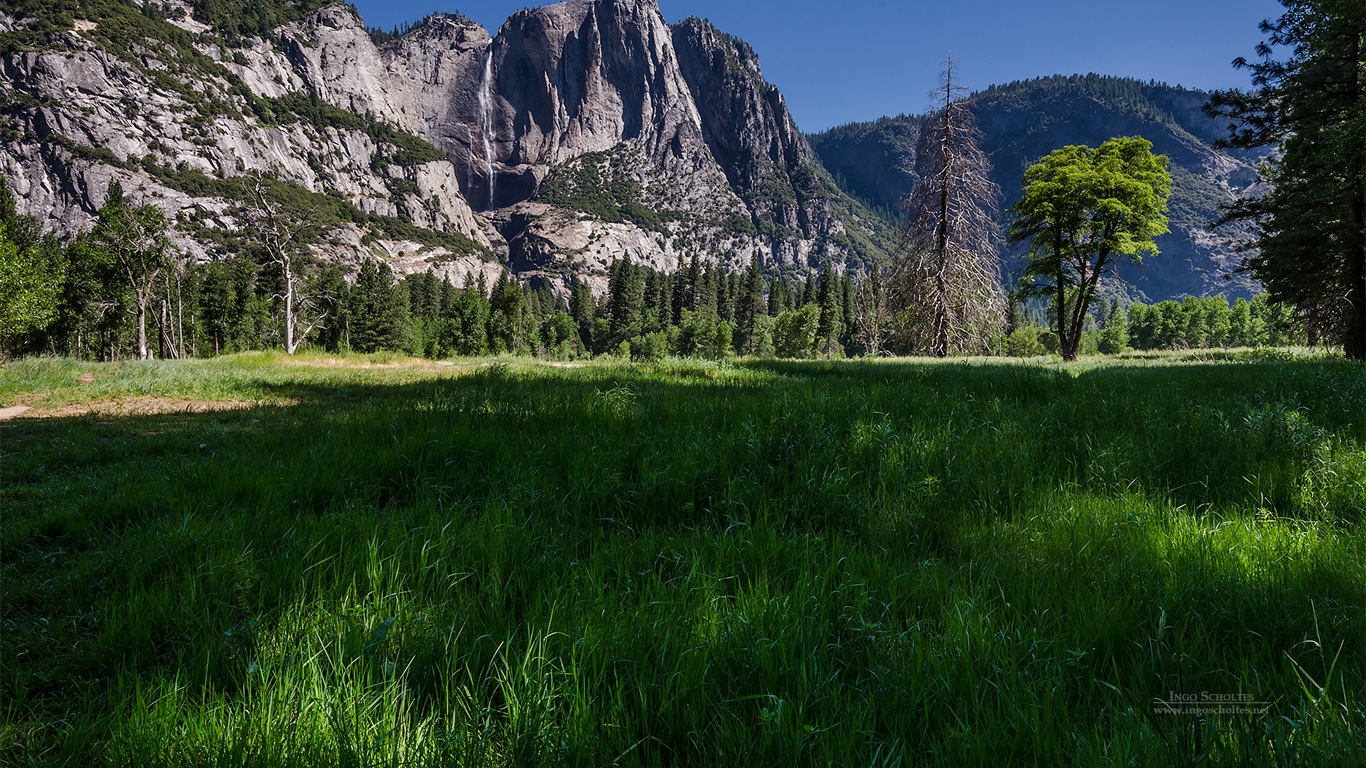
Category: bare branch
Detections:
[{"x1": 886, "y1": 58, "x2": 1006, "y2": 356}]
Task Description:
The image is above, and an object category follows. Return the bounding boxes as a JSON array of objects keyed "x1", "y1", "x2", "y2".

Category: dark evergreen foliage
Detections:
[
  {"x1": 1208, "y1": 0, "x2": 1366, "y2": 359},
  {"x1": 349, "y1": 261, "x2": 409, "y2": 353}
]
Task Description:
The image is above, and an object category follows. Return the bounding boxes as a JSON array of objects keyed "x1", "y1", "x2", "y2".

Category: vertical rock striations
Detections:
[{"x1": 1, "y1": 0, "x2": 890, "y2": 290}]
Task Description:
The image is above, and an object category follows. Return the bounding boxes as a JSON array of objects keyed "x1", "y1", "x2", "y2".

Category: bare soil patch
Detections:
[{"x1": 17, "y1": 398, "x2": 263, "y2": 419}]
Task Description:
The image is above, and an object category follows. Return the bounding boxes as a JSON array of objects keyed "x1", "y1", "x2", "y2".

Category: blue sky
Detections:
[{"x1": 352, "y1": 0, "x2": 1286, "y2": 132}]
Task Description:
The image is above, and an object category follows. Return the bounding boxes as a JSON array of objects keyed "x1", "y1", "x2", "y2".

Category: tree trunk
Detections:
[
  {"x1": 1346, "y1": 26, "x2": 1366, "y2": 360},
  {"x1": 1348, "y1": 200, "x2": 1365, "y2": 360},
  {"x1": 136, "y1": 296, "x2": 150, "y2": 361},
  {"x1": 1056, "y1": 232, "x2": 1071, "y2": 361},
  {"x1": 176, "y1": 271, "x2": 186, "y2": 358},
  {"x1": 284, "y1": 257, "x2": 297, "y2": 355},
  {"x1": 933, "y1": 88, "x2": 953, "y2": 358}
]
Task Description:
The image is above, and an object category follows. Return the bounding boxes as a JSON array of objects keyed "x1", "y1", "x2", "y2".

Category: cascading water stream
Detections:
[{"x1": 478, "y1": 42, "x2": 496, "y2": 210}]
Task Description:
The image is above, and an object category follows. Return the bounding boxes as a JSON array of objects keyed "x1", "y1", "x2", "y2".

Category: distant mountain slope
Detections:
[{"x1": 812, "y1": 74, "x2": 1265, "y2": 300}]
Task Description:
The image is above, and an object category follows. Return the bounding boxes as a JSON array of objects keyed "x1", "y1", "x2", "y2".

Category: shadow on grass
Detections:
[{"x1": 2, "y1": 357, "x2": 1363, "y2": 764}]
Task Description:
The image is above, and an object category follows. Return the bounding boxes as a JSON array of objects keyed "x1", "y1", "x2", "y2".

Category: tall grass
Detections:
[{"x1": 1, "y1": 354, "x2": 1362, "y2": 766}]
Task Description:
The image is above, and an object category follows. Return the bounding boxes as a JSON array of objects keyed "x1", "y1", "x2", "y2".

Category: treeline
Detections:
[
  {"x1": 1004, "y1": 295, "x2": 1307, "y2": 357},
  {"x1": 0, "y1": 177, "x2": 1311, "y2": 363},
  {"x1": 0, "y1": 170, "x2": 877, "y2": 361}
]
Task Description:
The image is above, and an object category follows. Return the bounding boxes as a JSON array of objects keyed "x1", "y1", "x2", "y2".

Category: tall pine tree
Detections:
[{"x1": 1209, "y1": 0, "x2": 1366, "y2": 358}]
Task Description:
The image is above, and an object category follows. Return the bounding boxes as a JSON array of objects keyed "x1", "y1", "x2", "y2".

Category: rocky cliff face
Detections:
[
  {"x1": 812, "y1": 75, "x2": 1266, "y2": 301},
  {"x1": 0, "y1": 0, "x2": 500, "y2": 286},
  {"x1": 672, "y1": 18, "x2": 876, "y2": 269},
  {"x1": 280, "y1": 0, "x2": 888, "y2": 286},
  {"x1": 1, "y1": 0, "x2": 888, "y2": 294}
]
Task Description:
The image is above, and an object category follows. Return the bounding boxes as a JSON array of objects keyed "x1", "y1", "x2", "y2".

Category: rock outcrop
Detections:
[
  {"x1": 0, "y1": 1, "x2": 498, "y2": 284},
  {"x1": 1, "y1": 0, "x2": 890, "y2": 291}
]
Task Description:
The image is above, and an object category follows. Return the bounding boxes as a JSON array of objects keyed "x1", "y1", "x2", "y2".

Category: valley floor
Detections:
[{"x1": 1, "y1": 353, "x2": 1363, "y2": 766}]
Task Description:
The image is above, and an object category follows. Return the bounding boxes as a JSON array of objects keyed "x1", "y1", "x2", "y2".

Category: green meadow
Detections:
[{"x1": 1, "y1": 352, "x2": 1363, "y2": 766}]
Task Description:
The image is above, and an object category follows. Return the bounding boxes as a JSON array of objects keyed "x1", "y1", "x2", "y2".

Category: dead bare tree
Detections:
[
  {"x1": 244, "y1": 173, "x2": 324, "y2": 355},
  {"x1": 854, "y1": 266, "x2": 889, "y2": 356},
  {"x1": 888, "y1": 56, "x2": 1006, "y2": 356}
]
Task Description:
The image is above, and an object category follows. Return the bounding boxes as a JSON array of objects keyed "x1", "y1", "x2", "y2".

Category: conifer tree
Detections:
[
  {"x1": 735, "y1": 254, "x2": 768, "y2": 355},
  {"x1": 1208, "y1": 0, "x2": 1366, "y2": 358},
  {"x1": 570, "y1": 278, "x2": 596, "y2": 350},
  {"x1": 309, "y1": 264, "x2": 350, "y2": 353},
  {"x1": 769, "y1": 277, "x2": 793, "y2": 315},
  {"x1": 607, "y1": 258, "x2": 646, "y2": 344},
  {"x1": 891, "y1": 58, "x2": 1006, "y2": 357},
  {"x1": 674, "y1": 254, "x2": 701, "y2": 321},
  {"x1": 489, "y1": 270, "x2": 537, "y2": 354},
  {"x1": 801, "y1": 270, "x2": 817, "y2": 307},
  {"x1": 1097, "y1": 305, "x2": 1130, "y2": 354},
  {"x1": 816, "y1": 269, "x2": 844, "y2": 357},
  {"x1": 698, "y1": 264, "x2": 719, "y2": 318},
  {"x1": 350, "y1": 260, "x2": 409, "y2": 353}
]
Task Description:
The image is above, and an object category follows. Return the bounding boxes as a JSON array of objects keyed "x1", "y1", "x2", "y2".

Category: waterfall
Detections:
[{"x1": 478, "y1": 42, "x2": 496, "y2": 210}]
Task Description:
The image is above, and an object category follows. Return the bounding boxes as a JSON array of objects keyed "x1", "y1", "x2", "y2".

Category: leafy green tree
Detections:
[
  {"x1": 1154, "y1": 301, "x2": 1189, "y2": 349},
  {"x1": 749, "y1": 314, "x2": 776, "y2": 357},
  {"x1": 773, "y1": 304, "x2": 821, "y2": 358},
  {"x1": 88, "y1": 182, "x2": 176, "y2": 360},
  {"x1": 488, "y1": 270, "x2": 537, "y2": 355},
  {"x1": 1010, "y1": 137, "x2": 1172, "y2": 360},
  {"x1": 1209, "y1": 0, "x2": 1366, "y2": 358},
  {"x1": 229, "y1": 256, "x2": 272, "y2": 351},
  {"x1": 444, "y1": 287, "x2": 491, "y2": 356},
  {"x1": 1127, "y1": 302, "x2": 1153, "y2": 349},
  {"x1": 630, "y1": 331, "x2": 670, "y2": 361},
  {"x1": 1229, "y1": 297, "x2": 1260, "y2": 347},
  {"x1": 198, "y1": 260, "x2": 236, "y2": 355},
  {"x1": 1252, "y1": 293, "x2": 1307, "y2": 345},
  {"x1": 540, "y1": 311, "x2": 583, "y2": 359},
  {"x1": 0, "y1": 186, "x2": 65, "y2": 350},
  {"x1": 1006, "y1": 325, "x2": 1051, "y2": 357},
  {"x1": 672, "y1": 311, "x2": 732, "y2": 360}
]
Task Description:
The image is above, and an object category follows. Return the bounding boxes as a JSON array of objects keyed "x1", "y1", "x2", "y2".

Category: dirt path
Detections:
[{"x1": 0, "y1": 405, "x2": 32, "y2": 421}]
